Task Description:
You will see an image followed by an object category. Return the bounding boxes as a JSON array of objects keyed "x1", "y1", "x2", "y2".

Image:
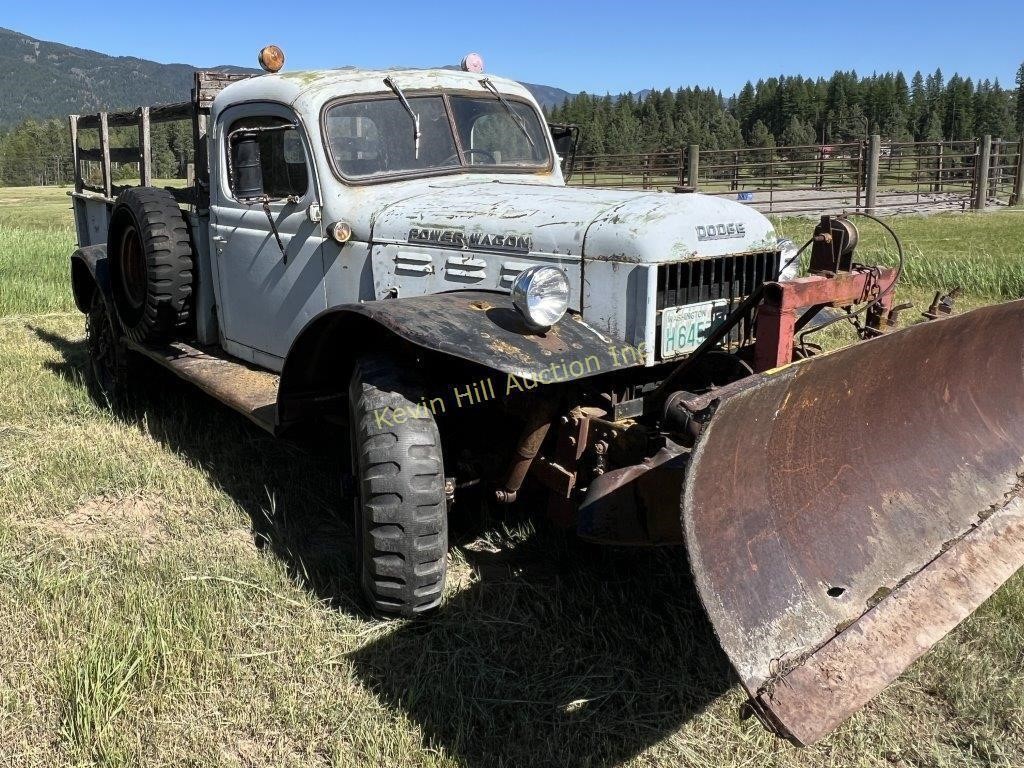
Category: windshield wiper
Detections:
[
  {"x1": 383, "y1": 75, "x2": 421, "y2": 159},
  {"x1": 479, "y1": 78, "x2": 535, "y2": 148}
]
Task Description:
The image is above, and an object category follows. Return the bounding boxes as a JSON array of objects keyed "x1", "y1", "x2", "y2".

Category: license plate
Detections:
[{"x1": 660, "y1": 299, "x2": 731, "y2": 359}]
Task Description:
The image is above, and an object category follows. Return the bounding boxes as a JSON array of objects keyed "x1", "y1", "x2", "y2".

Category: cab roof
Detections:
[{"x1": 211, "y1": 67, "x2": 537, "y2": 117}]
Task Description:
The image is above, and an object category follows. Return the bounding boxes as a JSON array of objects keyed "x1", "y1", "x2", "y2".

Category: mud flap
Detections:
[{"x1": 682, "y1": 299, "x2": 1024, "y2": 745}]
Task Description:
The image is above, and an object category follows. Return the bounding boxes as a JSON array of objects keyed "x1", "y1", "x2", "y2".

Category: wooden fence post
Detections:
[
  {"x1": 991, "y1": 138, "x2": 1002, "y2": 200},
  {"x1": 1012, "y1": 137, "x2": 1024, "y2": 206},
  {"x1": 687, "y1": 144, "x2": 700, "y2": 191},
  {"x1": 865, "y1": 134, "x2": 880, "y2": 214},
  {"x1": 933, "y1": 142, "x2": 943, "y2": 193},
  {"x1": 974, "y1": 134, "x2": 991, "y2": 210}
]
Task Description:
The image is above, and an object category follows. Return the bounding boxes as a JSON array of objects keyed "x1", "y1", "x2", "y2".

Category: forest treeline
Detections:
[
  {"x1": 0, "y1": 118, "x2": 193, "y2": 187},
  {"x1": 2, "y1": 65, "x2": 1024, "y2": 185},
  {"x1": 547, "y1": 67, "x2": 1024, "y2": 156}
]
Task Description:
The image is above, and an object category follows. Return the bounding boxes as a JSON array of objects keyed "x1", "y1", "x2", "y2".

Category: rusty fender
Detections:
[{"x1": 277, "y1": 290, "x2": 640, "y2": 424}]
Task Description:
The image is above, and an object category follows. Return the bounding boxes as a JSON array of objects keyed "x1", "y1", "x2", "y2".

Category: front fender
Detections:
[
  {"x1": 70, "y1": 244, "x2": 110, "y2": 312},
  {"x1": 277, "y1": 290, "x2": 642, "y2": 425}
]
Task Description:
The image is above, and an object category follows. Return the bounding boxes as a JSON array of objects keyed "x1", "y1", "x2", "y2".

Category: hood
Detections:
[{"x1": 368, "y1": 179, "x2": 777, "y2": 263}]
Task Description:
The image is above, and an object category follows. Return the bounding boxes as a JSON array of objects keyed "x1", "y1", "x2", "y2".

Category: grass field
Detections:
[{"x1": 1, "y1": 185, "x2": 1024, "y2": 767}]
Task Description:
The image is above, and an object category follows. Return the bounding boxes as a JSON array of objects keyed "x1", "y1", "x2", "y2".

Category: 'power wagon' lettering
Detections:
[{"x1": 408, "y1": 227, "x2": 532, "y2": 254}]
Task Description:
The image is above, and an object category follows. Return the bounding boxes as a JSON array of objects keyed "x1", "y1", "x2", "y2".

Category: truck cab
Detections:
[
  {"x1": 204, "y1": 68, "x2": 566, "y2": 371},
  {"x1": 71, "y1": 61, "x2": 784, "y2": 388}
]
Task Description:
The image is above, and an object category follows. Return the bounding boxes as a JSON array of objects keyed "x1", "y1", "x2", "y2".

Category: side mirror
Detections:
[
  {"x1": 547, "y1": 123, "x2": 580, "y2": 182},
  {"x1": 232, "y1": 135, "x2": 264, "y2": 199}
]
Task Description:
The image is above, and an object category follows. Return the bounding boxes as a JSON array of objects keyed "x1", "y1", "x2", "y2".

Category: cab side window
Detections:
[{"x1": 227, "y1": 116, "x2": 309, "y2": 200}]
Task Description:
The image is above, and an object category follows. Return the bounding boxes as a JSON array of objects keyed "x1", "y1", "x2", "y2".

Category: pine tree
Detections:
[
  {"x1": 944, "y1": 75, "x2": 975, "y2": 140},
  {"x1": 909, "y1": 71, "x2": 927, "y2": 139},
  {"x1": 1016, "y1": 62, "x2": 1024, "y2": 136},
  {"x1": 735, "y1": 81, "x2": 756, "y2": 134},
  {"x1": 781, "y1": 116, "x2": 817, "y2": 163},
  {"x1": 748, "y1": 120, "x2": 776, "y2": 176}
]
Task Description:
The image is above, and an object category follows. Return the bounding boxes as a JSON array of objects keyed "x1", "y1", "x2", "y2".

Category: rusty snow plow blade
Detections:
[{"x1": 682, "y1": 299, "x2": 1024, "y2": 745}]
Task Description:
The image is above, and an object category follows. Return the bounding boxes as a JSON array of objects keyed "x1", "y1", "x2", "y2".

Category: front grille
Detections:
[{"x1": 656, "y1": 251, "x2": 781, "y2": 353}]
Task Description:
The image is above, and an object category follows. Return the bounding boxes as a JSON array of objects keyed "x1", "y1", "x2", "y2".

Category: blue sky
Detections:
[{"x1": 5, "y1": 1, "x2": 1023, "y2": 95}]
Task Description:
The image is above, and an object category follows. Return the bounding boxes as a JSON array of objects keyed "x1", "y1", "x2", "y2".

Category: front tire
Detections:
[{"x1": 348, "y1": 356, "x2": 448, "y2": 618}]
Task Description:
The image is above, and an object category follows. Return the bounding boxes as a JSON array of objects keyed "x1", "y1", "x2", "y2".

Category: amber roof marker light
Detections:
[{"x1": 258, "y1": 45, "x2": 286, "y2": 73}]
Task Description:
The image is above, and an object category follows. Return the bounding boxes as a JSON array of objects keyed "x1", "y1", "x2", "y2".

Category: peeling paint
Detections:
[{"x1": 276, "y1": 70, "x2": 326, "y2": 85}]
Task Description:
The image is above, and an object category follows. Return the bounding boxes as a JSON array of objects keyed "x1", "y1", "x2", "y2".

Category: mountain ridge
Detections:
[{"x1": 0, "y1": 27, "x2": 573, "y2": 128}]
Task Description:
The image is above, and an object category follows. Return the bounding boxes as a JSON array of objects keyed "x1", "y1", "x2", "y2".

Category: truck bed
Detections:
[{"x1": 127, "y1": 340, "x2": 279, "y2": 433}]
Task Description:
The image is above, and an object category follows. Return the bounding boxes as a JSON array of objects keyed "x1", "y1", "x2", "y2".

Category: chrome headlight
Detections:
[
  {"x1": 778, "y1": 237, "x2": 800, "y2": 282},
  {"x1": 511, "y1": 265, "x2": 570, "y2": 330}
]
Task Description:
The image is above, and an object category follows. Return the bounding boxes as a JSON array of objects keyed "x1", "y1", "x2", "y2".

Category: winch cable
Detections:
[{"x1": 796, "y1": 211, "x2": 905, "y2": 354}]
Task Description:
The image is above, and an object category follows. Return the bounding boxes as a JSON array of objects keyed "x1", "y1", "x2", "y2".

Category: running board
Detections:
[{"x1": 126, "y1": 340, "x2": 279, "y2": 433}]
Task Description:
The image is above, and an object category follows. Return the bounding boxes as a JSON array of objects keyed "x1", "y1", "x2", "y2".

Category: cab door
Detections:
[{"x1": 210, "y1": 103, "x2": 326, "y2": 370}]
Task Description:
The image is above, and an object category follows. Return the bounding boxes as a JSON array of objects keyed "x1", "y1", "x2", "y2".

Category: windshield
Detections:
[{"x1": 325, "y1": 92, "x2": 551, "y2": 180}]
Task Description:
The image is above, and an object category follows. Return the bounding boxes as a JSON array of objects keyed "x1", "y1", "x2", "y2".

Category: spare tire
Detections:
[{"x1": 108, "y1": 187, "x2": 193, "y2": 343}]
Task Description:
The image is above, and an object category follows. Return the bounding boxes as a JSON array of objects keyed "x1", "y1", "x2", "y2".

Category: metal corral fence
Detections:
[
  {"x1": 571, "y1": 135, "x2": 1024, "y2": 215},
  {"x1": 989, "y1": 138, "x2": 1022, "y2": 205}
]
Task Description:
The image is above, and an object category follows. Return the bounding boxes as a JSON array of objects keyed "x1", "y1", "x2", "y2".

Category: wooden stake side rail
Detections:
[{"x1": 68, "y1": 71, "x2": 254, "y2": 203}]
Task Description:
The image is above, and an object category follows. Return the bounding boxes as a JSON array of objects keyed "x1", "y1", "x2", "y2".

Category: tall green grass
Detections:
[
  {"x1": 0, "y1": 185, "x2": 77, "y2": 317},
  {"x1": 897, "y1": 241, "x2": 1024, "y2": 299},
  {"x1": 59, "y1": 630, "x2": 146, "y2": 764},
  {"x1": 0, "y1": 225, "x2": 77, "y2": 316}
]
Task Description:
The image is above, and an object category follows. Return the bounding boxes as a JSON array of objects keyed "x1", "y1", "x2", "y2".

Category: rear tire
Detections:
[
  {"x1": 108, "y1": 187, "x2": 193, "y2": 343},
  {"x1": 85, "y1": 293, "x2": 128, "y2": 403},
  {"x1": 348, "y1": 355, "x2": 448, "y2": 618}
]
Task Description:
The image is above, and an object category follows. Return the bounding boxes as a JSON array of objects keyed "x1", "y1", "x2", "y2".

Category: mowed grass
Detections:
[{"x1": 1, "y1": 184, "x2": 1024, "y2": 767}]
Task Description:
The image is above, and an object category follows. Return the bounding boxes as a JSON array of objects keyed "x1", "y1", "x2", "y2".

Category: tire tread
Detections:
[
  {"x1": 109, "y1": 186, "x2": 193, "y2": 342},
  {"x1": 349, "y1": 356, "x2": 447, "y2": 618}
]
